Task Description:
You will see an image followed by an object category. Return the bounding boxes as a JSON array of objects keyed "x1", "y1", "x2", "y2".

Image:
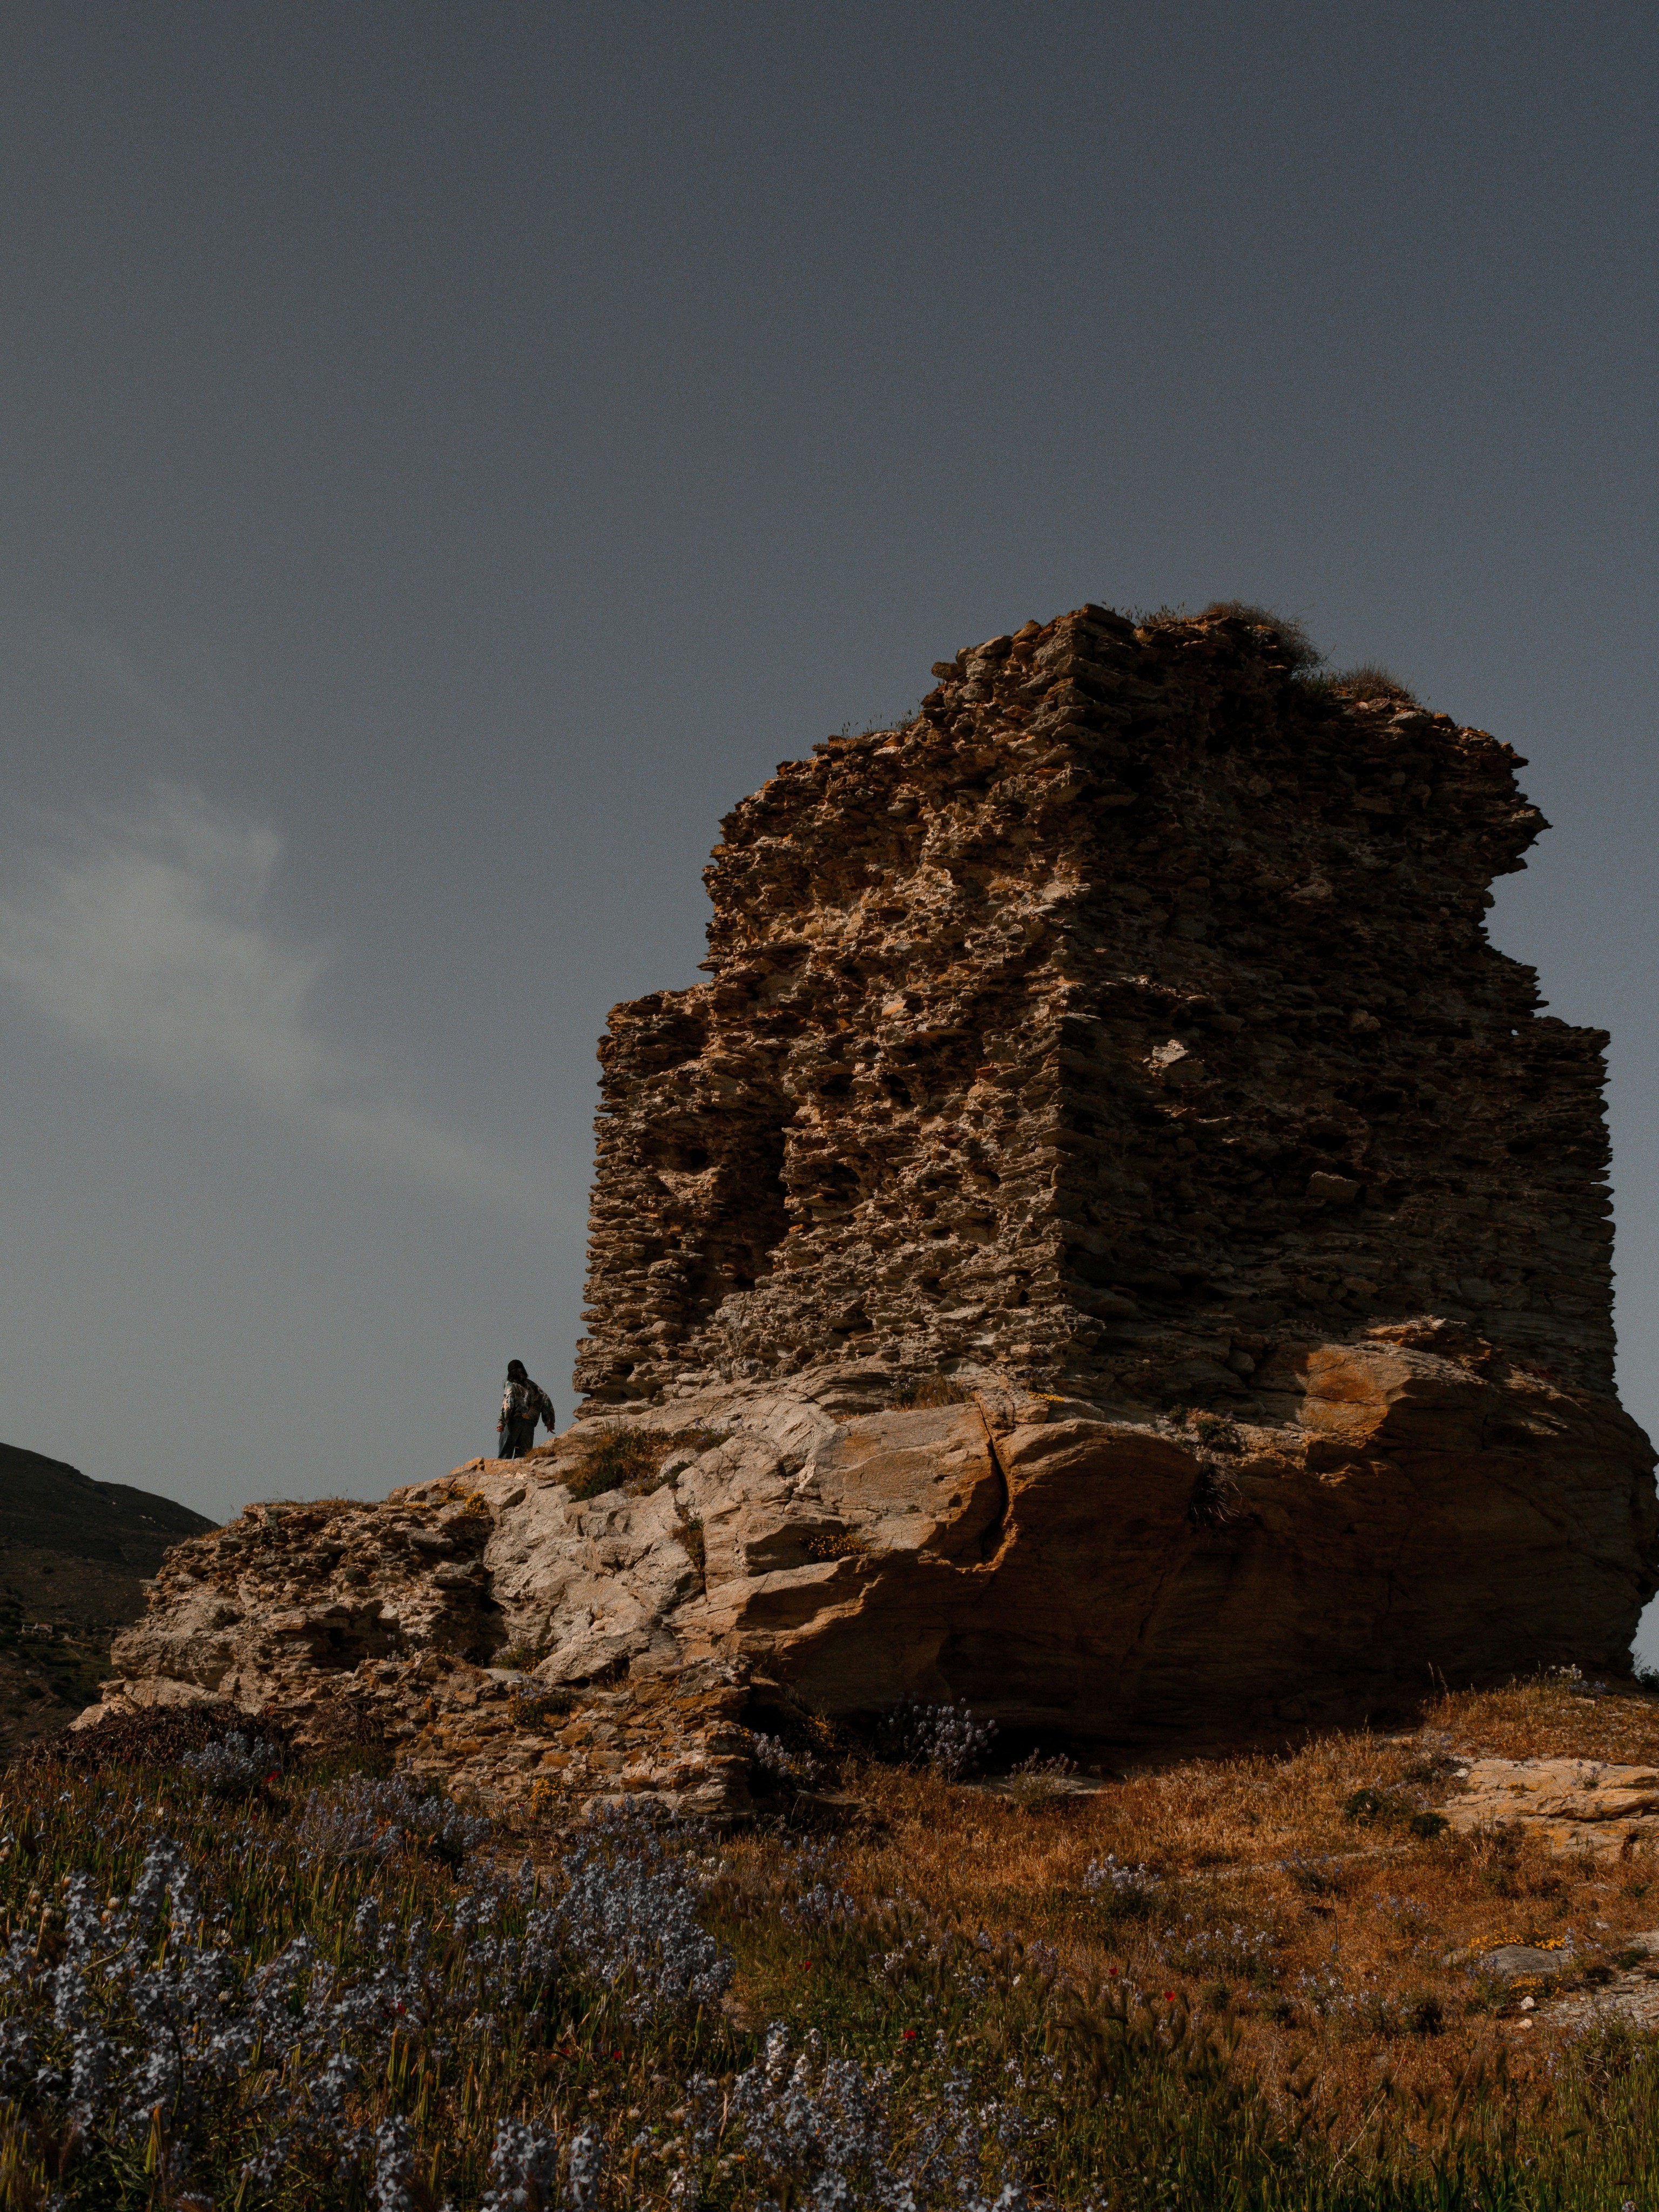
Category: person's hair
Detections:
[{"x1": 507, "y1": 1359, "x2": 528, "y2": 1381}]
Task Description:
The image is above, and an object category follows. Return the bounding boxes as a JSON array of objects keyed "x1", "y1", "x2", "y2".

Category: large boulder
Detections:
[{"x1": 79, "y1": 1329, "x2": 1655, "y2": 1785}]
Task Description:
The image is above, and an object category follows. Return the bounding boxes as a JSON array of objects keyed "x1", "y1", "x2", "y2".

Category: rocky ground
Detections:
[{"x1": 78, "y1": 1330, "x2": 1655, "y2": 1773}]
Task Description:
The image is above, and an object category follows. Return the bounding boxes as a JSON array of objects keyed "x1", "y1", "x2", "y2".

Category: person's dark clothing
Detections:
[{"x1": 497, "y1": 1370, "x2": 555, "y2": 1459}]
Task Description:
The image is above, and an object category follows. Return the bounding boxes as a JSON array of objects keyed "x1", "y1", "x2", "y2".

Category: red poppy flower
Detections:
[
  {"x1": 613, "y1": 2049, "x2": 624, "y2": 2059},
  {"x1": 1163, "y1": 1991, "x2": 1175, "y2": 2001},
  {"x1": 902, "y1": 2029, "x2": 916, "y2": 2040}
]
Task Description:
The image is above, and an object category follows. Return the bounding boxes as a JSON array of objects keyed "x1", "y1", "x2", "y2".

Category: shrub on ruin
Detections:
[
  {"x1": 1188, "y1": 1464, "x2": 1242, "y2": 1529},
  {"x1": 564, "y1": 1425, "x2": 727, "y2": 1503},
  {"x1": 509, "y1": 1684, "x2": 576, "y2": 1727},
  {"x1": 676, "y1": 1513, "x2": 707, "y2": 1589},
  {"x1": 1191, "y1": 1412, "x2": 1243, "y2": 1454},
  {"x1": 806, "y1": 1528, "x2": 874, "y2": 1562},
  {"x1": 565, "y1": 1428, "x2": 663, "y2": 1500},
  {"x1": 1306, "y1": 662, "x2": 1421, "y2": 706}
]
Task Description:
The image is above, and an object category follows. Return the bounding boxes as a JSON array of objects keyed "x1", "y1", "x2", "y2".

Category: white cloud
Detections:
[{"x1": 0, "y1": 785, "x2": 539, "y2": 1211}]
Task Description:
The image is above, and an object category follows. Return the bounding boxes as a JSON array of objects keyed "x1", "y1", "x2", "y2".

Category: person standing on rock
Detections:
[{"x1": 497, "y1": 1360, "x2": 555, "y2": 1459}]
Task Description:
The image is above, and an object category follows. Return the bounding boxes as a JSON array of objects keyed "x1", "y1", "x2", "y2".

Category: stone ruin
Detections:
[
  {"x1": 83, "y1": 604, "x2": 1658, "y2": 1784},
  {"x1": 577, "y1": 602, "x2": 1621, "y2": 1414}
]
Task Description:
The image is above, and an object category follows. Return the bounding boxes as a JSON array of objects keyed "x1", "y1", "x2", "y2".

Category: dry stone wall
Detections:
[{"x1": 577, "y1": 605, "x2": 1616, "y2": 1413}]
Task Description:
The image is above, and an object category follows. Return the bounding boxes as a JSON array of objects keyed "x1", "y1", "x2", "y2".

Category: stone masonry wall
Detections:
[{"x1": 575, "y1": 605, "x2": 1616, "y2": 1413}]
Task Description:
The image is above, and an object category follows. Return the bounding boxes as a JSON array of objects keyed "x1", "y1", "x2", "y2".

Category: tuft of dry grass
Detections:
[
  {"x1": 806, "y1": 1530, "x2": 874, "y2": 1561},
  {"x1": 1422, "y1": 1673, "x2": 1659, "y2": 1765},
  {"x1": 563, "y1": 1425, "x2": 729, "y2": 1503},
  {"x1": 1312, "y1": 663, "x2": 1421, "y2": 706},
  {"x1": 1196, "y1": 600, "x2": 1322, "y2": 673}
]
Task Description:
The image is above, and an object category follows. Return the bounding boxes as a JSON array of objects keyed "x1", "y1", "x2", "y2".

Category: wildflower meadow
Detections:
[{"x1": 6, "y1": 1685, "x2": 1659, "y2": 2208}]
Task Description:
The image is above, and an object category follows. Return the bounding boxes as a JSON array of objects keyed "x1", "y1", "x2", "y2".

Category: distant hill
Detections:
[
  {"x1": 0, "y1": 1440, "x2": 215, "y2": 1576},
  {"x1": 0, "y1": 1441, "x2": 217, "y2": 1751}
]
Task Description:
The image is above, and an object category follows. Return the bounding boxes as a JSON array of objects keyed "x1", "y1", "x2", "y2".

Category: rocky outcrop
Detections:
[
  {"x1": 577, "y1": 604, "x2": 1620, "y2": 1411},
  {"x1": 1447, "y1": 1757, "x2": 1659, "y2": 1859},
  {"x1": 82, "y1": 1329, "x2": 1655, "y2": 1783},
  {"x1": 76, "y1": 602, "x2": 1657, "y2": 1787}
]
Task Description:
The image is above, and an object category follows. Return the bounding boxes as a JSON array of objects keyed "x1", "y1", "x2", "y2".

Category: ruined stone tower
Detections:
[
  {"x1": 87, "y1": 604, "x2": 1656, "y2": 1750},
  {"x1": 575, "y1": 604, "x2": 1618, "y2": 1415}
]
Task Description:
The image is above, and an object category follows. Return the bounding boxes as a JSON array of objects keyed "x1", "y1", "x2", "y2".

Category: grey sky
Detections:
[{"x1": 2, "y1": 2, "x2": 1655, "y2": 1654}]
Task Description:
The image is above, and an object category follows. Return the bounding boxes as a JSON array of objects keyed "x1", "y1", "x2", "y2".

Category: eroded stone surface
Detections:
[
  {"x1": 82, "y1": 1333, "x2": 1657, "y2": 1783},
  {"x1": 1447, "y1": 1757, "x2": 1659, "y2": 1857}
]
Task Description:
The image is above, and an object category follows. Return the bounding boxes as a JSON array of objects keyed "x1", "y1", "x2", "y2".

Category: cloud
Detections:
[{"x1": 0, "y1": 784, "x2": 540, "y2": 1211}]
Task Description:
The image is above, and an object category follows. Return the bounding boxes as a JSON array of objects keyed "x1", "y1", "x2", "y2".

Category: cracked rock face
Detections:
[
  {"x1": 1447, "y1": 1758, "x2": 1659, "y2": 1858},
  {"x1": 85, "y1": 1336, "x2": 1656, "y2": 1768}
]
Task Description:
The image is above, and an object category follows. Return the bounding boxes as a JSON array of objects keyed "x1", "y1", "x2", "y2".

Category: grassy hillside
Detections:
[
  {"x1": 0, "y1": 1439, "x2": 215, "y2": 1750},
  {"x1": 5, "y1": 1676, "x2": 1659, "y2": 2207}
]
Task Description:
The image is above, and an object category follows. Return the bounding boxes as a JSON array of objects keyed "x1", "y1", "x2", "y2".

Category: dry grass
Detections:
[
  {"x1": 720, "y1": 1676, "x2": 1659, "y2": 2160},
  {"x1": 888, "y1": 1372, "x2": 973, "y2": 1410},
  {"x1": 563, "y1": 1425, "x2": 729, "y2": 1502},
  {"x1": 1196, "y1": 600, "x2": 1322, "y2": 673},
  {"x1": 1312, "y1": 663, "x2": 1420, "y2": 706},
  {"x1": 1426, "y1": 1675, "x2": 1659, "y2": 1766}
]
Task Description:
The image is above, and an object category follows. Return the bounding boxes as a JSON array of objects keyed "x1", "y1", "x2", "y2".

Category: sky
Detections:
[{"x1": 1, "y1": 1, "x2": 1655, "y2": 1649}]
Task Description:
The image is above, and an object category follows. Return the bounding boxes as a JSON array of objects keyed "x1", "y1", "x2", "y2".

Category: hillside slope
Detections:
[{"x1": 0, "y1": 1440, "x2": 215, "y2": 1750}]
